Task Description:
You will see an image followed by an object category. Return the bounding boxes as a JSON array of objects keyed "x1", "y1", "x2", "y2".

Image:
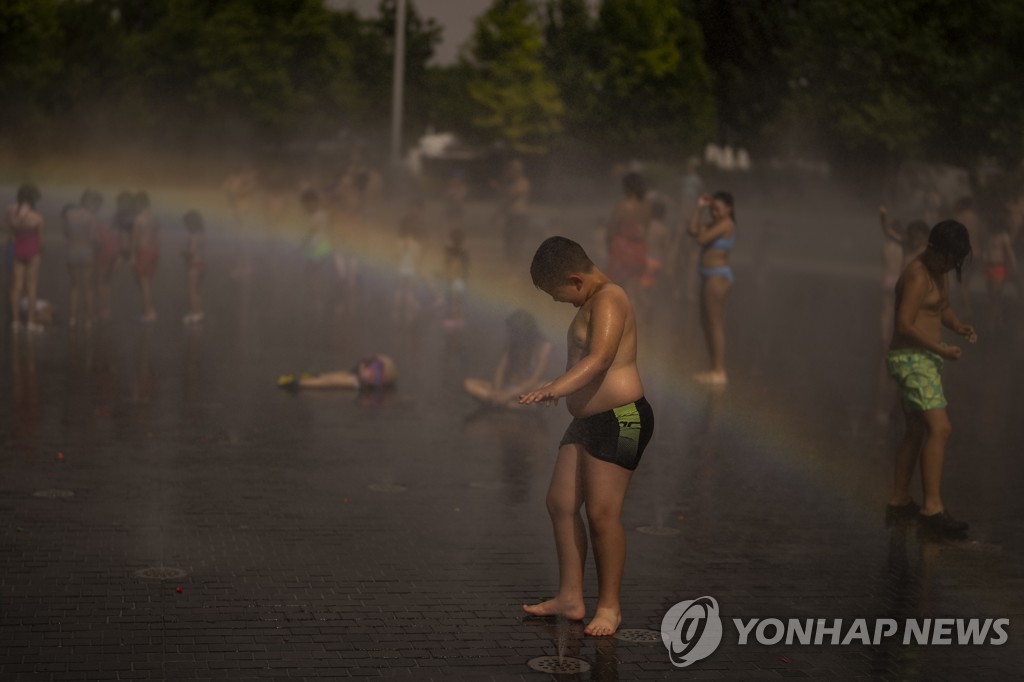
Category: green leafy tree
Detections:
[
  {"x1": 690, "y1": 0, "x2": 789, "y2": 152},
  {"x1": 421, "y1": 62, "x2": 477, "y2": 134},
  {"x1": 783, "y1": 0, "x2": 1024, "y2": 167},
  {"x1": 119, "y1": 0, "x2": 360, "y2": 143},
  {"x1": 464, "y1": 0, "x2": 565, "y2": 154},
  {"x1": 362, "y1": 0, "x2": 443, "y2": 140},
  {"x1": 51, "y1": 0, "x2": 128, "y2": 119},
  {"x1": 590, "y1": 0, "x2": 715, "y2": 159},
  {"x1": 540, "y1": 0, "x2": 599, "y2": 141},
  {"x1": 0, "y1": 0, "x2": 62, "y2": 132},
  {"x1": 200, "y1": 1, "x2": 356, "y2": 138}
]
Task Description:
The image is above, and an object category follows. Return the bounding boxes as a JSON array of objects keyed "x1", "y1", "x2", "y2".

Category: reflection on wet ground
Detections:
[{"x1": 1, "y1": 205, "x2": 1023, "y2": 680}]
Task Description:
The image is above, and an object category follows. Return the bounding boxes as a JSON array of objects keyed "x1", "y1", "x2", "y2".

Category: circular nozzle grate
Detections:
[
  {"x1": 526, "y1": 655, "x2": 591, "y2": 674},
  {"x1": 615, "y1": 628, "x2": 663, "y2": 643}
]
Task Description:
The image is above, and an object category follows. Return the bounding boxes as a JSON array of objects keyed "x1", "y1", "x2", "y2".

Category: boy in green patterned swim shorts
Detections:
[{"x1": 886, "y1": 220, "x2": 976, "y2": 539}]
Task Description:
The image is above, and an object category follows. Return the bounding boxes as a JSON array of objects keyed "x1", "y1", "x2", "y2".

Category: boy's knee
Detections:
[{"x1": 585, "y1": 505, "x2": 620, "y2": 530}]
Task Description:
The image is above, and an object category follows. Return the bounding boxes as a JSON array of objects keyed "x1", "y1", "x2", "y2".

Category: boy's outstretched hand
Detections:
[
  {"x1": 956, "y1": 324, "x2": 978, "y2": 344},
  {"x1": 520, "y1": 382, "x2": 559, "y2": 406}
]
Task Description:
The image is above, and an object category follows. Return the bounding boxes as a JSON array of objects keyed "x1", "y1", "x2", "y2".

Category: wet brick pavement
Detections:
[{"x1": 2, "y1": 191, "x2": 1024, "y2": 680}]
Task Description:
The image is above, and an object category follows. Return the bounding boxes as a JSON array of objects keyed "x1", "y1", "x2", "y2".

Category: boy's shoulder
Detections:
[{"x1": 588, "y1": 280, "x2": 631, "y2": 310}]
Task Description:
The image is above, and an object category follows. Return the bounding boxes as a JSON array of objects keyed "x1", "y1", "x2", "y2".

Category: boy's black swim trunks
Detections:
[{"x1": 559, "y1": 396, "x2": 654, "y2": 470}]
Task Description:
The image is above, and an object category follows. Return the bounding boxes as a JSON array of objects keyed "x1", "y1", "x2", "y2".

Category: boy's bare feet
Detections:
[
  {"x1": 522, "y1": 596, "x2": 585, "y2": 621},
  {"x1": 584, "y1": 607, "x2": 621, "y2": 636}
]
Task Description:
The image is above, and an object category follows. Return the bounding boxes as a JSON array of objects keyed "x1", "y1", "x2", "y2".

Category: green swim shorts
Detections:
[{"x1": 886, "y1": 348, "x2": 947, "y2": 412}]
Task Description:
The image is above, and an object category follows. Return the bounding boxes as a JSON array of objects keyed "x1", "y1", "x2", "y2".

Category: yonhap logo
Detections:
[
  {"x1": 660, "y1": 595, "x2": 1009, "y2": 667},
  {"x1": 661, "y1": 596, "x2": 723, "y2": 667}
]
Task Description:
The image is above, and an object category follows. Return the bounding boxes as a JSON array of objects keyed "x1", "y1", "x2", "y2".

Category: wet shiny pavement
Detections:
[{"x1": 2, "y1": 200, "x2": 1024, "y2": 681}]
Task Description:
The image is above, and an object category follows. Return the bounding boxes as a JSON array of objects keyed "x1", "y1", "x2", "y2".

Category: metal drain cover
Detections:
[
  {"x1": 527, "y1": 655, "x2": 590, "y2": 674},
  {"x1": 134, "y1": 566, "x2": 188, "y2": 580},
  {"x1": 469, "y1": 481, "x2": 503, "y2": 490},
  {"x1": 636, "y1": 525, "x2": 679, "y2": 536},
  {"x1": 615, "y1": 628, "x2": 663, "y2": 643},
  {"x1": 32, "y1": 489, "x2": 75, "y2": 499},
  {"x1": 368, "y1": 483, "x2": 407, "y2": 493}
]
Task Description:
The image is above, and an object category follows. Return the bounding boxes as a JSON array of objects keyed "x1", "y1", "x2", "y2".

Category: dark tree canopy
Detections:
[{"x1": 0, "y1": 0, "x2": 1021, "y2": 170}]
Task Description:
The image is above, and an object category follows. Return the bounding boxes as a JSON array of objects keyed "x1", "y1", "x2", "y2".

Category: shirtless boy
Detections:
[
  {"x1": 886, "y1": 220, "x2": 975, "y2": 539},
  {"x1": 520, "y1": 236, "x2": 654, "y2": 636},
  {"x1": 131, "y1": 192, "x2": 160, "y2": 322}
]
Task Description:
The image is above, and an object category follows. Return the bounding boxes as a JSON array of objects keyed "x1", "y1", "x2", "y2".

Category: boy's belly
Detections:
[{"x1": 567, "y1": 366, "x2": 644, "y2": 418}]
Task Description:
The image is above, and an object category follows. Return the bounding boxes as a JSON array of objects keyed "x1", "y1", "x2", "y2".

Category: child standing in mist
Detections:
[
  {"x1": 6, "y1": 185, "x2": 45, "y2": 332},
  {"x1": 62, "y1": 190, "x2": 99, "y2": 328},
  {"x1": 441, "y1": 227, "x2": 469, "y2": 329},
  {"x1": 983, "y1": 223, "x2": 1017, "y2": 331},
  {"x1": 393, "y1": 199, "x2": 424, "y2": 324},
  {"x1": 91, "y1": 192, "x2": 120, "y2": 321},
  {"x1": 886, "y1": 220, "x2": 976, "y2": 539},
  {"x1": 686, "y1": 191, "x2": 736, "y2": 385},
  {"x1": 131, "y1": 192, "x2": 160, "y2": 323},
  {"x1": 182, "y1": 210, "x2": 206, "y2": 325}
]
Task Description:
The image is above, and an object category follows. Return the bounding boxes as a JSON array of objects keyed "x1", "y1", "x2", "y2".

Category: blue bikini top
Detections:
[{"x1": 702, "y1": 231, "x2": 736, "y2": 253}]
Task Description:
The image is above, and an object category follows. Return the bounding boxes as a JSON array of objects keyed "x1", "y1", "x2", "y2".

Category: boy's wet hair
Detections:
[
  {"x1": 928, "y1": 219, "x2": 972, "y2": 281},
  {"x1": 17, "y1": 184, "x2": 41, "y2": 207},
  {"x1": 530, "y1": 236, "x2": 594, "y2": 291},
  {"x1": 183, "y1": 210, "x2": 205, "y2": 233}
]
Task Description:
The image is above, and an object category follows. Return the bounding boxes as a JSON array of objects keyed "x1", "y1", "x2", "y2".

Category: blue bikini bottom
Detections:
[{"x1": 699, "y1": 266, "x2": 734, "y2": 284}]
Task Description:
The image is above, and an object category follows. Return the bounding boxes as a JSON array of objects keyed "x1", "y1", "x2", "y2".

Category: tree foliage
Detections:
[
  {"x1": 1, "y1": 0, "x2": 1022, "y2": 169},
  {"x1": 464, "y1": 0, "x2": 565, "y2": 154},
  {"x1": 588, "y1": 0, "x2": 715, "y2": 159},
  {"x1": 782, "y1": 0, "x2": 1024, "y2": 166},
  {"x1": 359, "y1": 0, "x2": 444, "y2": 138},
  {"x1": 690, "y1": 0, "x2": 789, "y2": 152},
  {"x1": 0, "y1": 1, "x2": 63, "y2": 130},
  {"x1": 540, "y1": 0, "x2": 599, "y2": 139}
]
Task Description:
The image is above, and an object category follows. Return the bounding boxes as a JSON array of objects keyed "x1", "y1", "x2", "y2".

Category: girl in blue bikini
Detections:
[{"x1": 686, "y1": 191, "x2": 736, "y2": 385}]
